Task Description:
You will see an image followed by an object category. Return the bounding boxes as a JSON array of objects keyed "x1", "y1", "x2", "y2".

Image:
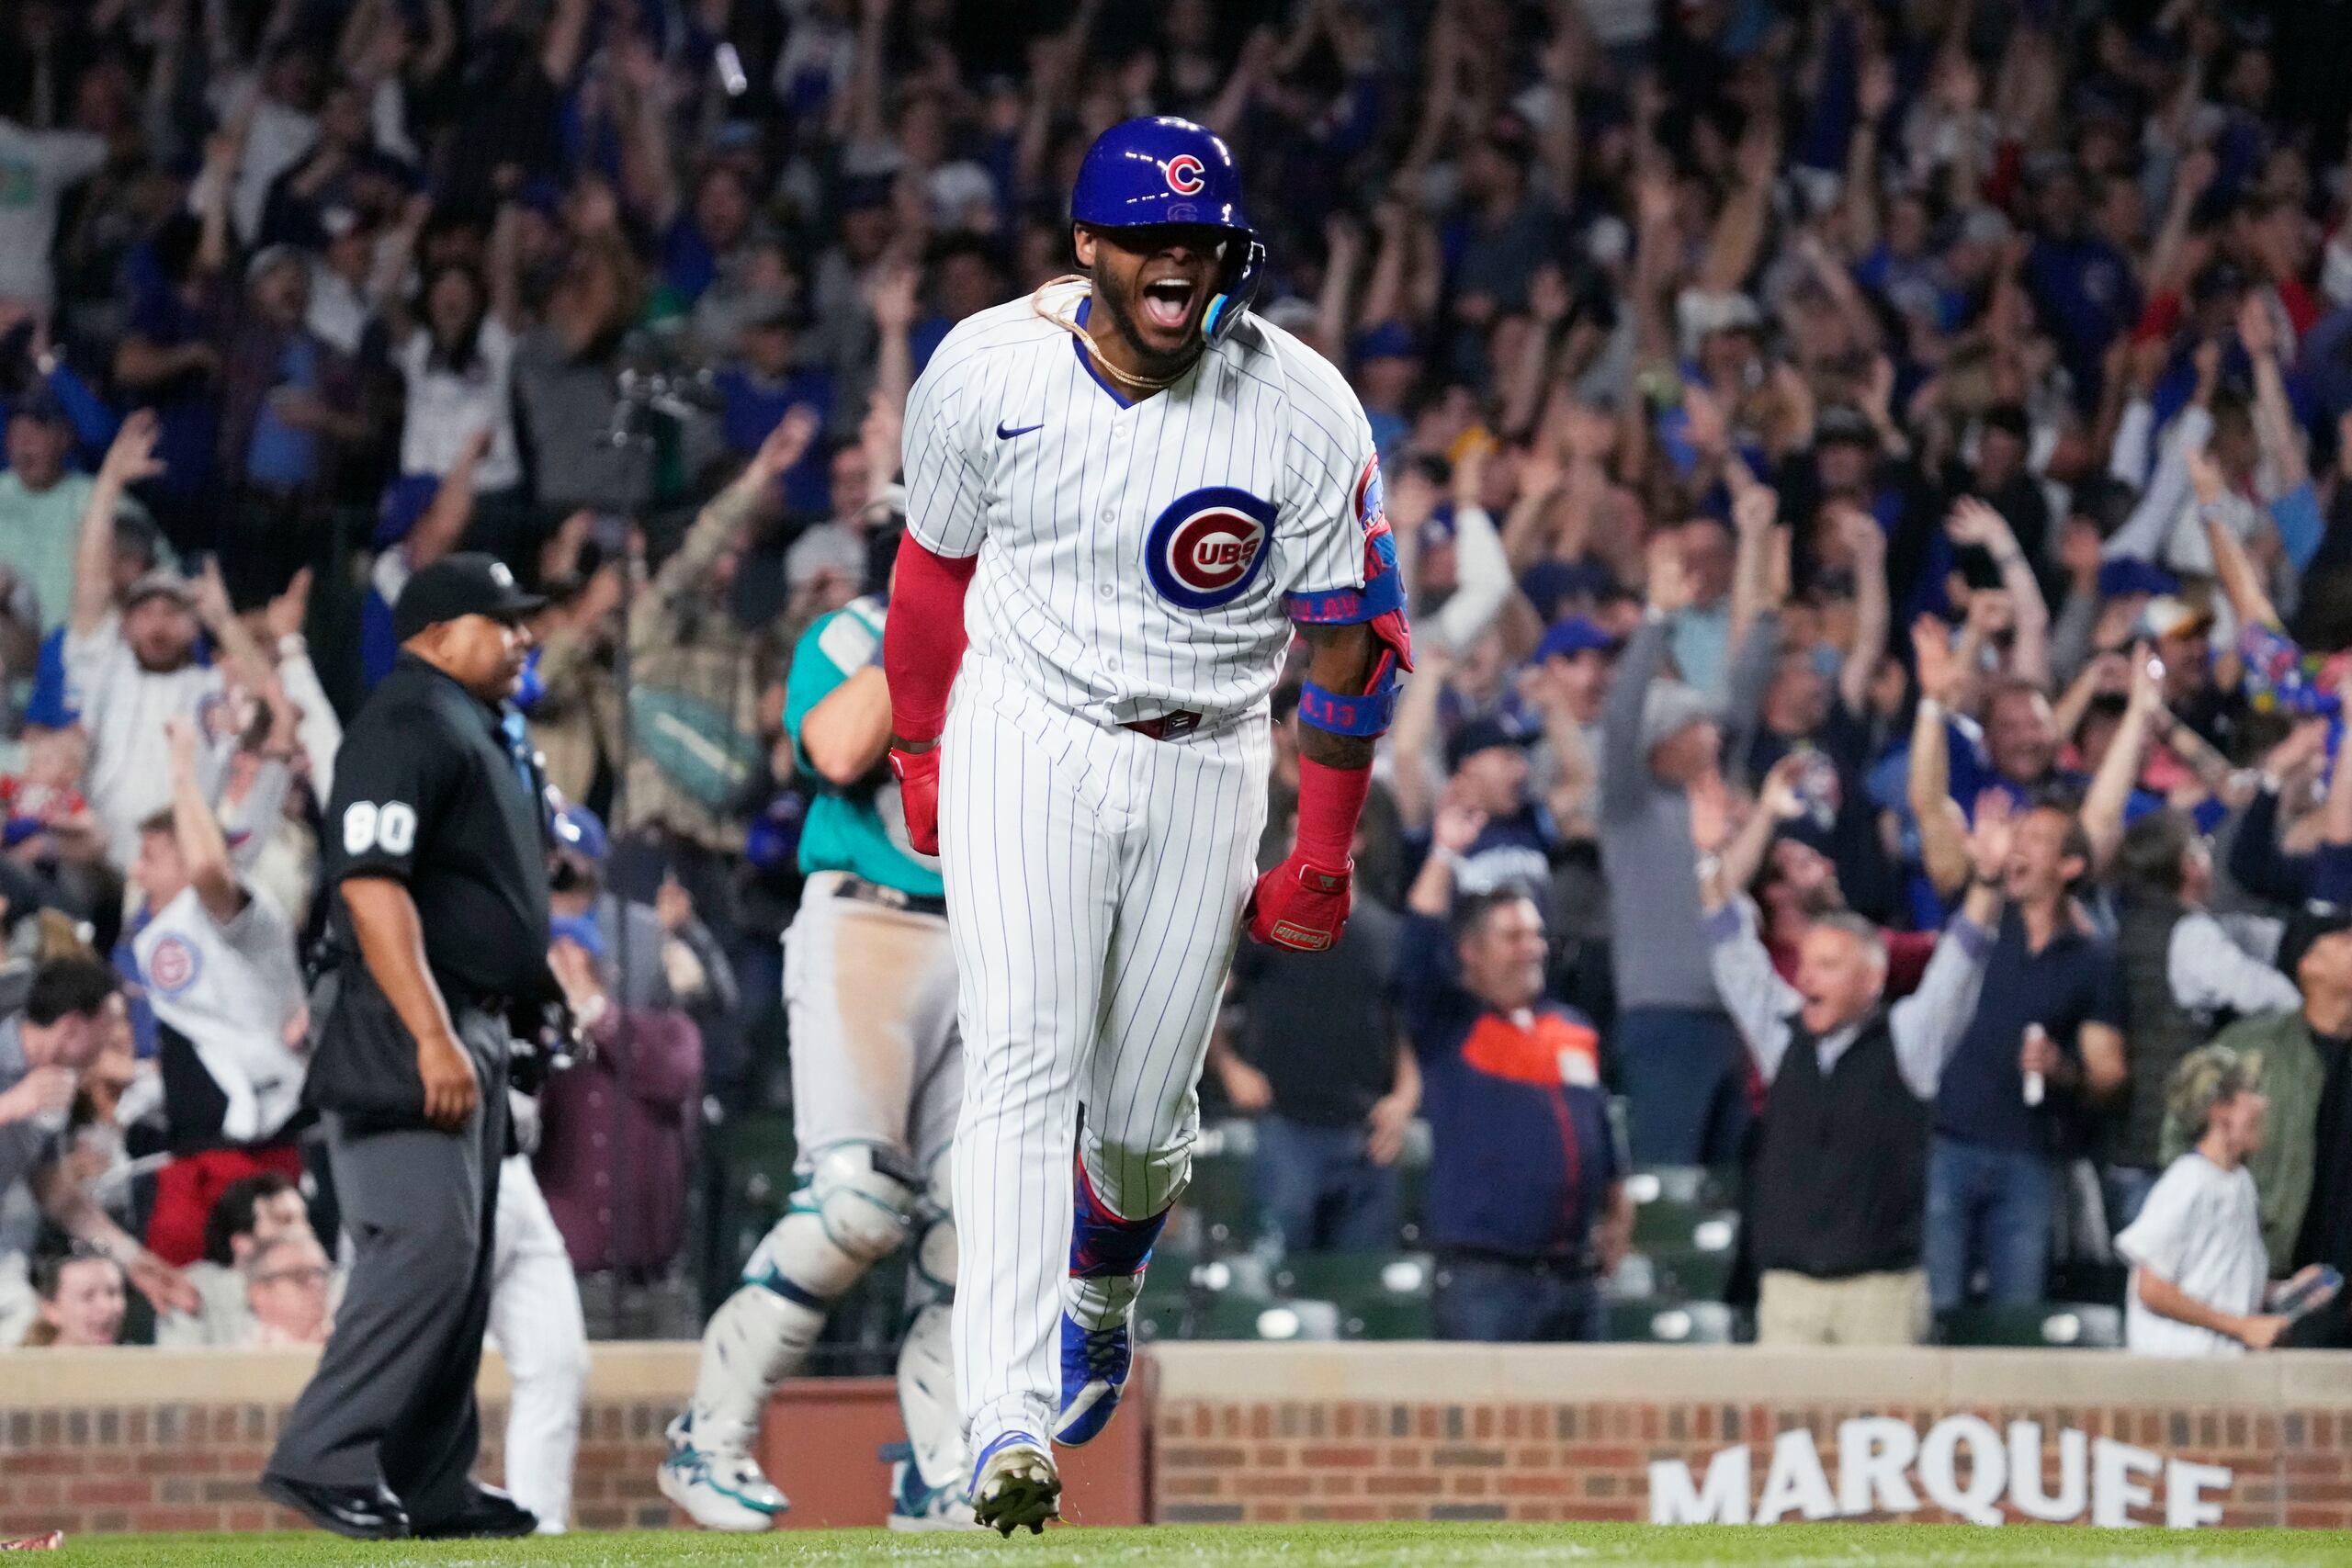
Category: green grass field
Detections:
[{"x1": 48, "y1": 1524, "x2": 2352, "y2": 1567}]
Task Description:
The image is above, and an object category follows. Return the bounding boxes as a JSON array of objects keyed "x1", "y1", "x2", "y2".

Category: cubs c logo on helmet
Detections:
[
  {"x1": 1164, "y1": 153, "x2": 1206, "y2": 196},
  {"x1": 1144, "y1": 486, "x2": 1278, "y2": 610}
]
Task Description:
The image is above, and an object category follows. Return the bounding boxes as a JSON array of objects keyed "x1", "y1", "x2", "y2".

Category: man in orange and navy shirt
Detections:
[{"x1": 1399, "y1": 796, "x2": 1630, "y2": 1342}]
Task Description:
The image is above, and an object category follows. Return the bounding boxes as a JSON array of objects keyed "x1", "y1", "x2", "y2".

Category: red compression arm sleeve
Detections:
[
  {"x1": 883, "y1": 537, "x2": 978, "y2": 741},
  {"x1": 1292, "y1": 757, "x2": 1373, "y2": 868}
]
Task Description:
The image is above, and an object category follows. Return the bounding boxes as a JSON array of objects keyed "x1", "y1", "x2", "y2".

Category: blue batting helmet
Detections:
[{"x1": 1069, "y1": 116, "x2": 1265, "y2": 345}]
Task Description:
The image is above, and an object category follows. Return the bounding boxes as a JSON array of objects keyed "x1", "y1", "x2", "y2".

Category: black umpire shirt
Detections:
[{"x1": 305, "y1": 651, "x2": 550, "y2": 1122}]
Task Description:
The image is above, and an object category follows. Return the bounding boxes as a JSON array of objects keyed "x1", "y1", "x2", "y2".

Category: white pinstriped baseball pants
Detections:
[{"x1": 939, "y1": 657, "x2": 1269, "y2": 1450}]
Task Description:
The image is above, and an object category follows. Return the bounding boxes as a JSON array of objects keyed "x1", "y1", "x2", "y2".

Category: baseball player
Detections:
[
  {"x1": 488, "y1": 1025, "x2": 586, "y2": 1534},
  {"x1": 881, "y1": 116, "x2": 1410, "y2": 1534},
  {"x1": 661, "y1": 588, "x2": 972, "y2": 1532}
]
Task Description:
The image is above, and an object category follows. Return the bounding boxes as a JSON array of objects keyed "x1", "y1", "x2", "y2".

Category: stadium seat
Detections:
[
  {"x1": 1342, "y1": 1293, "x2": 1435, "y2": 1340},
  {"x1": 809, "y1": 1251, "x2": 912, "y2": 1376},
  {"x1": 1625, "y1": 1165, "x2": 1739, "y2": 1213},
  {"x1": 1628, "y1": 1170, "x2": 1741, "y2": 1251},
  {"x1": 1395, "y1": 1123, "x2": 1432, "y2": 1247},
  {"x1": 1144, "y1": 1241, "x2": 1198, "y2": 1289},
  {"x1": 2047, "y1": 1258, "x2": 2129, "y2": 1310},
  {"x1": 1134, "y1": 1292, "x2": 1190, "y2": 1343},
  {"x1": 1605, "y1": 1298, "x2": 1738, "y2": 1345},
  {"x1": 743, "y1": 1005, "x2": 794, "y2": 1113},
  {"x1": 1939, "y1": 1303, "x2": 2124, "y2": 1349},
  {"x1": 702, "y1": 1111, "x2": 798, "y2": 1307},
  {"x1": 1604, "y1": 1251, "x2": 1658, "y2": 1300},
  {"x1": 1195, "y1": 1117, "x2": 1259, "y2": 1161},
  {"x1": 718, "y1": 1111, "x2": 799, "y2": 1200},
  {"x1": 1187, "y1": 1251, "x2": 1275, "y2": 1302},
  {"x1": 1272, "y1": 1252, "x2": 1437, "y2": 1340},
  {"x1": 1191, "y1": 1294, "x2": 1342, "y2": 1342},
  {"x1": 1269, "y1": 1249, "x2": 1428, "y2": 1297},
  {"x1": 1127, "y1": 1240, "x2": 1235, "y2": 1342},
  {"x1": 1645, "y1": 1243, "x2": 1736, "y2": 1303},
  {"x1": 1182, "y1": 1121, "x2": 1261, "y2": 1248},
  {"x1": 1133, "y1": 1253, "x2": 1200, "y2": 1342}
]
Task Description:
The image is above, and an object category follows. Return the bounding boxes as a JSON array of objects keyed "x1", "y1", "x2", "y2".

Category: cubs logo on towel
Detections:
[{"x1": 1143, "y1": 486, "x2": 1277, "y2": 610}]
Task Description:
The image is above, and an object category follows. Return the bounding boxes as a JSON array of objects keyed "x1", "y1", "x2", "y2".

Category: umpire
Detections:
[{"x1": 263, "y1": 554, "x2": 551, "y2": 1540}]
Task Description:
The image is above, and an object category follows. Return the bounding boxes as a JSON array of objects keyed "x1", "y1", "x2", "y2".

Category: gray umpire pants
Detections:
[{"x1": 267, "y1": 1013, "x2": 509, "y2": 1526}]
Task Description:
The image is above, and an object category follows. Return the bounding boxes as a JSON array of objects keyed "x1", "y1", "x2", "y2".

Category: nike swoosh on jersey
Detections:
[{"x1": 996, "y1": 421, "x2": 1046, "y2": 439}]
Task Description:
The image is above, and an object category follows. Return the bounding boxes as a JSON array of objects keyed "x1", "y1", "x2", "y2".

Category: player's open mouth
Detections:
[{"x1": 1141, "y1": 276, "x2": 1195, "y2": 331}]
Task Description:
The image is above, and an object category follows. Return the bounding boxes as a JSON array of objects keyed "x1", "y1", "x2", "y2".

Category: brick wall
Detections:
[
  {"x1": 0, "y1": 1398, "x2": 675, "y2": 1537},
  {"x1": 13, "y1": 1342, "x2": 2352, "y2": 1536},
  {"x1": 1148, "y1": 1344, "x2": 2352, "y2": 1530},
  {"x1": 0, "y1": 1346, "x2": 1148, "y2": 1536},
  {"x1": 752, "y1": 1369, "x2": 1148, "y2": 1529},
  {"x1": 0, "y1": 1348, "x2": 684, "y2": 1538}
]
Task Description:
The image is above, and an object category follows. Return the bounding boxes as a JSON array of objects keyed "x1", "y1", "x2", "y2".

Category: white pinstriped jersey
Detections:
[{"x1": 901, "y1": 280, "x2": 1380, "y2": 727}]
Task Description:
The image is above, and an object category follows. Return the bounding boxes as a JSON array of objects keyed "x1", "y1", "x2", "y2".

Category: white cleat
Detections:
[
  {"x1": 885, "y1": 1444, "x2": 984, "y2": 1533},
  {"x1": 658, "y1": 1414, "x2": 789, "y2": 1533},
  {"x1": 969, "y1": 1431, "x2": 1061, "y2": 1537}
]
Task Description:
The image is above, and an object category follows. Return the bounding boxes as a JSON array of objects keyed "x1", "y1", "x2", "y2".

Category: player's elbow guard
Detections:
[{"x1": 1286, "y1": 522, "x2": 1414, "y2": 742}]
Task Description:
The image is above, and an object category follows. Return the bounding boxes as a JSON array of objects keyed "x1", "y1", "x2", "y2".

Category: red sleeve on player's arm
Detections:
[
  {"x1": 1291, "y1": 755, "x2": 1374, "y2": 869},
  {"x1": 884, "y1": 536, "x2": 978, "y2": 742}
]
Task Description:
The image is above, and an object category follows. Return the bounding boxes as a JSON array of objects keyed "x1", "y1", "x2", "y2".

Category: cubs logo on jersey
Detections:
[
  {"x1": 1284, "y1": 450, "x2": 1412, "y2": 702},
  {"x1": 1352, "y1": 453, "x2": 1401, "y2": 582},
  {"x1": 147, "y1": 932, "x2": 202, "y2": 998},
  {"x1": 1354, "y1": 452, "x2": 1386, "y2": 525},
  {"x1": 1142, "y1": 487, "x2": 1276, "y2": 611}
]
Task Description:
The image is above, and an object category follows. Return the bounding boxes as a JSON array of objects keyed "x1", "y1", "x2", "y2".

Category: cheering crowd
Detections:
[{"x1": 5, "y1": 0, "x2": 2352, "y2": 1427}]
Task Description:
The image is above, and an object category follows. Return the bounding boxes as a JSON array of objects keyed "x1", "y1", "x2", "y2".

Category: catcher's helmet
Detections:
[{"x1": 1069, "y1": 116, "x2": 1265, "y2": 344}]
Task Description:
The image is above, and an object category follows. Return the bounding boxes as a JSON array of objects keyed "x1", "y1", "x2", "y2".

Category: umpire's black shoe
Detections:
[
  {"x1": 413, "y1": 1484, "x2": 539, "y2": 1540},
  {"x1": 258, "y1": 1473, "x2": 412, "y2": 1540}
]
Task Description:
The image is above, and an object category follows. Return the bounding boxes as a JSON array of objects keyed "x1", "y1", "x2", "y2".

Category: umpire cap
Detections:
[
  {"x1": 1070, "y1": 116, "x2": 1265, "y2": 344},
  {"x1": 393, "y1": 552, "x2": 547, "y2": 641}
]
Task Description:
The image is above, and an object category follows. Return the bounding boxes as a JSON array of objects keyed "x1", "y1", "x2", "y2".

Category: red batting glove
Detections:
[
  {"x1": 890, "y1": 746, "x2": 941, "y2": 856},
  {"x1": 1244, "y1": 853, "x2": 1352, "y2": 952}
]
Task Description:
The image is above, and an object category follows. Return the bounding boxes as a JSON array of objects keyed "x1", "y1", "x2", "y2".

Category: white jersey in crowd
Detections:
[
  {"x1": 2115, "y1": 1150, "x2": 2268, "y2": 1359},
  {"x1": 902, "y1": 279, "x2": 1380, "y2": 724},
  {"x1": 396, "y1": 318, "x2": 524, "y2": 491},
  {"x1": 133, "y1": 885, "x2": 310, "y2": 1144},
  {"x1": 65, "y1": 615, "x2": 227, "y2": 866}
]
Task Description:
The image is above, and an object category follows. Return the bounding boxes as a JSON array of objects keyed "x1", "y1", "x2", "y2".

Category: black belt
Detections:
[
  {"x1": 447, "y1": 989, "x2": 515, "y2": 1020},
  {"x1": 426, "y1": 964, "x2": 515, "y2": 1016},
  {"x1": 1122, "y1": 709, "x2": 1203, "y2": 740},
  {"x1": 833, "y1": 874, "x2": 947, "y2": 919},
  {"x1": 1437, "y1": 1246, "x2": 1596, "y2": 1281},
  {"x1": 316, "y1": 958, "x2": 511, "y2": 1021}
]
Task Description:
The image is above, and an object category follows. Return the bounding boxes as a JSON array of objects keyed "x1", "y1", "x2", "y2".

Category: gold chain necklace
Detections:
[{"x1": 1030, "y1": 276, "x2": 1200, "y2": 393}]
